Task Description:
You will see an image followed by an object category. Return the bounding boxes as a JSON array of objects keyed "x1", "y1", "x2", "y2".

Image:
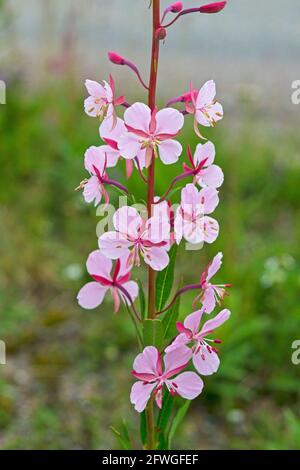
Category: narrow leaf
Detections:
[
  {"x1": 168, "y1": 400, "x2": 191, "y2": 449},
  {"x1": 137, "y1": 279, "x2": 146, "y2": 320},
  {"x1": 140, "y1": 411, "x2": 147, "y2": 447},
  {"x1": 156, "y1": 244, "x2": 178, "y2": 311},
  {"x1": 162, "y1": 293, "x2": 181, "y2": 343},
  {"x1": 110, "y1": 426, "x2": 131, "y2": 450},
  {"x1": 143, "y1": 319, "x2": 164, "y2": 349}
]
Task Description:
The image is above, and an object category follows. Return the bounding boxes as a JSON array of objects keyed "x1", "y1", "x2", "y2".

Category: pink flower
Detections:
[
  {"x1": 77, "y1": 250, "x2": 138, "y2": 313},
  {"x1": 130, "y1": 346, "x2": 203, "y2": 412},
  {"x1": 98, "y1": 206, "x2": 170, "y2": 271},
  {"x1": 184, "y1": 81, "x2": 223, "y2": 137},
  {"x1": 118, "y1": 103, "x2": 184, "y2": 168},
  {"x1": 174, "y1": 183, "x2": 219, "y2": 245},
  {"x1": 82, "y1": 146, "x2": 111, "y2": 206},
  {"x1": 84, "y1": 75, "x2": 125, "y2": 122},
  {"x1": 195, "y1": 252, "x2": 231, "y2": 313},
  {"x1": 183, "y1": 142, "x2": 224, "y2": 189},
  {"x1": 166, "y1": 308, "x2": 230, "y2": 375}
]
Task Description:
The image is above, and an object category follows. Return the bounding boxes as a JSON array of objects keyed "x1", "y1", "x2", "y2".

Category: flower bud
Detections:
[
  {"x1": 108, "y1": 51, "x2": 125, "y2": 65},
  {"x1": 199, "y1": 1, "x2": 227, "y2": 13},
  {"x1": 170, "y1": 2, "x2": 183, "y2": 12},
  {"x1": 155, "y1": 27, "x2": 167, "y2": 41}
]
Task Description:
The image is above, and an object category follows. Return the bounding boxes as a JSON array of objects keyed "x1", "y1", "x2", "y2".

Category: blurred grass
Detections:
[{"x1": 1, "y1": 78, "x2": 300, "y2": 449}]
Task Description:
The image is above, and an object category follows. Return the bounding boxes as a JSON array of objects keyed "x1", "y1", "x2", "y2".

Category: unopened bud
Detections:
[
  {"x1": 108, "y1": 51, "x2": 125, "y2": 65},
  {"x1": 155, "y1": 27, "x2": 167, "y2": 41},
  {"x1": 170, "y1": 1, "x2": 183, "y2": 12},
  {"x1": 199, "y1": 1, "x2": 227, "y2": 14}
]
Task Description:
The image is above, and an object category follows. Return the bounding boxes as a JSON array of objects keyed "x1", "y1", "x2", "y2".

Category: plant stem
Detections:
[
  {"x1": 145, "y1": 0, "x2": 160, "y2": 451},
  {"x1": 147, "y1": 0, "x2": 160, "y2": 321}
]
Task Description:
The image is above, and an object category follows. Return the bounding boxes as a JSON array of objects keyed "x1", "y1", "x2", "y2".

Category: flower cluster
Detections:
[{"x1": 76, "y1": 0, "x2": 230, "y2": 447}]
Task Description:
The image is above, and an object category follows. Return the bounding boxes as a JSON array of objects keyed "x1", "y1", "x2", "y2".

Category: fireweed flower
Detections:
[
  {"x1": 77, "y1": 250, "x2": 138, "y2": 313},
  {"x1": 183, "y1": 142, "x2": 224, "y2": 189},
  {"x1": 98, "y1": 206, "x2": 170, "y2": 271},
  {"x1": 82, "y1": 146, "x2": 110, "y2": 206},
  {"x1": 84, "y1": 75, "x2": 125, "y2": 124},
  {"x1": 166, "y1": 308, "x2": 231, "y2": 375},
  {"x1": 174, "y1": 183, "x2": 219, "y2": 245},
  {"x1": 193, "y1": 252, "x2": 231, "y2": 313},
  {"x1": 130, "y1": 346, "x2": 203, "y2": 412},
  {"x1": 118, "y1": 103, "x2": 184, "y2": 167}
]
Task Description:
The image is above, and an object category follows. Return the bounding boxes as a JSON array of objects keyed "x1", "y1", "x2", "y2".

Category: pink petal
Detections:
[
  {"x1": 86, "y1": 249, "x2": 112, "y2": 278},
  {"x1": 77, "y1": 282, "x2": 107, "y2": 309},
  {"x1": 163, "y1": 346, "x2": 192, "y2": 379},
  {"x1": 83, "y1": 176, "x2": 102, "y2": 206},
  {"x1": 194, "y1": 141, "x2": 215, "y2": 167},
  {"x1": 133, "y1": 346, "x2": 160, "y2": 376},
  {"x1": 210, "y1": 102, "x2": 223, "y2": 122},
  {"x1": 118, "y1": 132, "x2": 141, "y2": 160},
  {"x1": 155, "y1": 108, "x2": 184, "y2": 136},
  {"x1": 193, "y1": 348, "x2": 220, "y2": 375},
  {"x1": 184, "y1": 309, "x2": 204, "y2": 334},
  {"x1": 84, "y1": 96, "x2": 101, "y2": 118},
  {"x1": 143, "y1": 247, "x2": 169, "y2": 271},
  {"x1": 113, "y1": 206, "x2": 142, "y2": 239},
  {"x1": 103, "y1": 80, "x2": 113, "y2": 101},
  {"x1": 200, "y1": 308, "x2": 231, "y2": 337},
  {"x1": 181, "y1": 183, "x2": 199, "y2": 206},
  {"x1": 165, "y1": 333, "x2": 189, "y2": 353},
  {"x1": 201, "y1": 286, "x2": 216, "y2": 314},
  {"x1": 206, "y1": 252, "x2": 223, "y2": 281},
  {"x1": 124, "y1": 102, "x2": 151, "y2": 134},
  {"x1": 121, "y1": 280, "x2": 139, "y2": 304},
  {"x1": 84, "y1": 146, "x2": 106, "y2": 174},
  {"x1": 174, "y1": 209, "x2": 183, "y2": 245},
  {"x1": 195, "y1": 109, "x2": 211, "y2": 127},
  {"x1": 142, "y1": 216, "x2": 170, "y2": 244},
  {"x1": 202, "y1": 216, "x2": 219, "y2": 243},
  {"x1": 130, "y1": 381, "x2": 156, "y2": 413},
  {"x1": 85, "y1": 79, "x2": 106, "y2": 98},
  {"x1": 199, "y1": 187, "x2": 219, "y2": 214},
  {"x1": 171, "y1": 371, "x2": 204, "y2": 399},
  {"x1": 158, "y1": 139, "x2": 182, "y2": 165},
  {"x1": 197, "y1": 165, "x2": 224, "y2": 188},
  {"x1": 98, "y1": 231, "x2": 131, "y2": 259},
  {"x1": 196, "y1": 80, "x2": 216, "y2": 109},
  {"x1": 100, "y1": 117, "x2": 126, "y2": 143}
]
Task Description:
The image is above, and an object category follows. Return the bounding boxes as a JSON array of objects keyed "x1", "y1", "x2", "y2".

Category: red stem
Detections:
[
  {"x1": 147, "y1": 0, "x2": 160, "y2": 321},
  {"x1": 145, "y1": 0, "x2": 161, "y2": 451}
]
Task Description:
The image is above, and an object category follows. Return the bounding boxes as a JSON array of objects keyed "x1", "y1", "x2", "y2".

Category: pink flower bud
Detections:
[
  {"x1": 170, "y1": 1, "x2": 183, "y2": 12},
  {"x1": 155, "y1": 27, "x2": 167, "y2": 41},
  {"x1": 199, "y1": 1, "x2": 227, "y2": 13},
  {"x1": 108, "y1": 51, "x2": 125, "y2": 65}
]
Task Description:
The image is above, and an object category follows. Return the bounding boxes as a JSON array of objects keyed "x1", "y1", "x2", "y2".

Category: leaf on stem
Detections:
[
  {"x1": 110, "y1": 425, "x2": 132, "y2": 450},
  {"x1": 167, "y1": 400, "x2": 191, "y2": 450},
  {"x1": 143, "y1": 319, "x2": 164, "y2": 350},
  {"x1": 140, "y1": 411, "x2": 147, "y2": 447},
  {"x1": 137, "y1": 279, "x2": 146, "y2": 320}
]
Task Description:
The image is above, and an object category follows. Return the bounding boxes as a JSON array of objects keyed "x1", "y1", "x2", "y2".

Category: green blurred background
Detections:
[{"x1": 1, "y1": 0, "x2": 300, "y2": 449}]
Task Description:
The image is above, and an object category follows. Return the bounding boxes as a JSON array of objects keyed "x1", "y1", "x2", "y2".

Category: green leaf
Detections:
[
  {"x1": 137, "y1": 279, "x2": 146, "y2": 320},
  {"x1": 168, "y1": 400, "x2": 191, "y2": 450},
  {"x1": 162, "y1": 294, "x2": 181, "y2": 343},
  {"x1": 140, "y1": 411, "x2": 147, "y2": 447},
  {"x1": 156, "y1": 391, "x2": 173, "y2": 450},
  {"x1": 110, "y1": 425, "x2": 131, "y2": 450},
  {"x1": 156, "y1": 245, "x2": 178, "y2": 311},
  {"x1": 143, "y1": 319, "x2": 164, "y2": 349}
]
